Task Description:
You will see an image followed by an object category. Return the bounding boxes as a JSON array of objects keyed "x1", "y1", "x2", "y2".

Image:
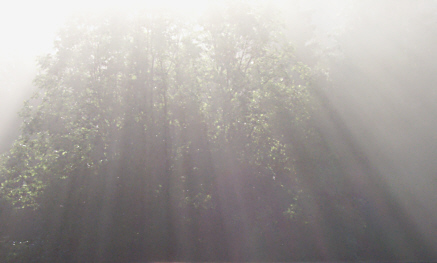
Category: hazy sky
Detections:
[
  {"x1": 2, "y1": 0, "x2": 346, "y2": 64},
  {"x1": 0, "y1": 0, "x2": 337, "y2": 57},
  {"x1": 0, "y1": 1, "x2": 210, "y2": 59}
]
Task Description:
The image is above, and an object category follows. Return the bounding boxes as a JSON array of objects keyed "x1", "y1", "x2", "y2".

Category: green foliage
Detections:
[
  {"x1": 1, "y1": 3, "x2": 311, "y2": 209},
  {"x1": 0, "y1": 4, "x2": 353, "y2": 262}
]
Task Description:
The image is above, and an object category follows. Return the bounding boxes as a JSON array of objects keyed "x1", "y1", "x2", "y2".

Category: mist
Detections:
[
  {"x1": 1, "y1": 0, "x2": 437, "y2": 261},
  {"x1": 314, "y1": 1, "x2": 437, "y2": 253}
]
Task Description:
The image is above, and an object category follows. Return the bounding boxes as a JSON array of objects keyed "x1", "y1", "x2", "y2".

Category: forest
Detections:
[{"x1": 1, "y1": 1, "x2": 437, "y2": 262}]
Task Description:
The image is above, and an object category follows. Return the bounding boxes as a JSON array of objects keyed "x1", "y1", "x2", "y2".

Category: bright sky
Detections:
[
  {"x1": 0, "y1": 0, "x2": 338, "y2": 61},
  {"x1": 0, "y1": 0, "x2": 214, "y2": 59}
]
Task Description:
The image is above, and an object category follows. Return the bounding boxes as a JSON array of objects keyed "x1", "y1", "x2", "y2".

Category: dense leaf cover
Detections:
[{"x1": 0, "y1": 5, "x2": 376, "y2": 262}]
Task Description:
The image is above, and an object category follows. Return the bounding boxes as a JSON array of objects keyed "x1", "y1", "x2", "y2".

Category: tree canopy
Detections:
[{"x1": 3, "y1": 2, "x2": 434, "y2": 262}]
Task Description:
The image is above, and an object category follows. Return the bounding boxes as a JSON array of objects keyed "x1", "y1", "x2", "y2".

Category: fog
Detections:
[
  {"x1": 316, "y1": 1, "x2": 437, "y2": 252},
  {"x1": 0, "y1": 0, "x2": 210, "y2": 153},
  {"x1": 1, "y1": 0, "x2": 437, "y2": 261},
  {"x1": 276, "y1": 0, "x2": 437, "y2": 256}
]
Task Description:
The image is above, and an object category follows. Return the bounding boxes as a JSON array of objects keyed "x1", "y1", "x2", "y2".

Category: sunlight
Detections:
[
  {"x1": 0, "y1": 0, "x2": 213, "y2": 57},
  {"x1": 1, "y1": 1, "x2": 437, "y2": 261},
  {"x1": 0, "y1": 0, "x2": 213, "y2": 153}
]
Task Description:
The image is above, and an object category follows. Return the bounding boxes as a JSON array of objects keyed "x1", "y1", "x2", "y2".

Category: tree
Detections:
[{"x1": 0, "y1": 4, "x2": 343, "y2": 262}]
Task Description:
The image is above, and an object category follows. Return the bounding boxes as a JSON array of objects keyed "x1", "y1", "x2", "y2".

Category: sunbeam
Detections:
[{"x1": 1, "y1": 1, "x2": 437, "y2": 262}]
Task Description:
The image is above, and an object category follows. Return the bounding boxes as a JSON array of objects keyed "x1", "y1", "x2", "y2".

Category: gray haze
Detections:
[
  {"x1": 287, "y1": 0, "x2": 437, "y2": 250},
  {"x1": 1, "y1": 0, "x2": 437, "y2": 252},
  {"x1": 0, "y1": 0, "x2": 209, "y2": 153}
]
